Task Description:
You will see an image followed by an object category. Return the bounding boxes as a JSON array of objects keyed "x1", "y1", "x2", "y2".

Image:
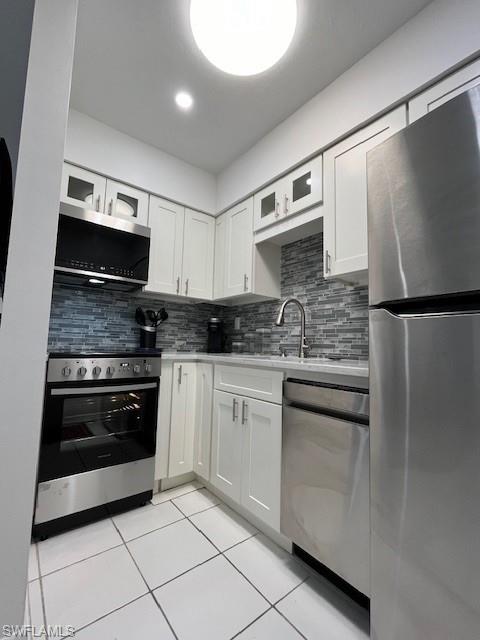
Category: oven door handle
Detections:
[{"x1": 50, "y1": 382, "x2": 158, "y2": 396}]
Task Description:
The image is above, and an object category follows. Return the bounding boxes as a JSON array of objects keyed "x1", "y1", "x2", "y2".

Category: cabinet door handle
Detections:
[
  {"x1": 325, "y1": 251, "x2": 332, "y2": 274},
  {"x1": 284, "y1": 195, "x2": 289, "y2": 215},
  {"x1": 275, "y1": 200, "x2": 280, "y2": 219},
  {"x1": 108, "y1": 198, "x2": 114, "y2": 215},
  {"x1": 243, "y1": 273, "x2": 248, "y2": 292},
  {"x1": 185, "y1": 278, "x2": 189, "y2": 296},
  {"x1": 177, "y1": 365, "x2": 182, "y2": 386},
  {"x1": 176, "y1": 276, "x2": 180, "y2": 294},
  {"x1": 232, "y1": 398, "x2": 238, "y2": 422},
  {"x1": 95, "y1": 195, "x2": 101, "y2": 212},
  {"x1": 241, "y1": 400, "x2": 248, "y2": 425}
]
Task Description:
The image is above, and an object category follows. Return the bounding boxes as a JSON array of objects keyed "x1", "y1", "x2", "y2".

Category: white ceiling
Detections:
[{"x1": 71, "y1": 0, "x2": 432, "y2": 174}]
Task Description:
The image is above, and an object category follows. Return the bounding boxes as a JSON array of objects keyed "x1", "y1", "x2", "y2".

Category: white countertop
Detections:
[{"x1": 161, "y1": 352, "x2": 369, "y2": 379}]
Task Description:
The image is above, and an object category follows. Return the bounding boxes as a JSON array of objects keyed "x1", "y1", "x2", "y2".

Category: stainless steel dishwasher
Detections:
[{"x1": 281, "y1": 378, "x2": 370, "y2": 596}]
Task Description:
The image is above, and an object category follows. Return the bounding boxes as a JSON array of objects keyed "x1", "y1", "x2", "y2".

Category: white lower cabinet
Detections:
[
  {"x1": 168, "y1": 363, "x2": 197, "y2": 477},
  {"x1": 240, "y1": 397, "x2": 282, "y2": 529},
  {"x1": 211, "y1": 389, "x2": 282, "y2": 530},
  {"x1": 211, "y1": 390, "x2": 243, "y2": 502},
  {"x1": 193, "y1": 363, "x2": 214, "y2": 481}
]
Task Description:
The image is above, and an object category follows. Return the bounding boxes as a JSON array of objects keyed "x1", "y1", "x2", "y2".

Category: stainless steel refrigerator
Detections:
[{"x1": 368, "y1": 85, "x2": 480, "y2": 640}]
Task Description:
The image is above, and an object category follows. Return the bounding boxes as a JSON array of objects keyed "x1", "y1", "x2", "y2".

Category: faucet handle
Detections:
[{"x1": 300, "y1": 337, "x2": 309, "y2": 358}]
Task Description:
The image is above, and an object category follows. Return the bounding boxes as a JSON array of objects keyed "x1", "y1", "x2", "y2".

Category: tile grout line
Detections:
[
  {"x1": 150, "y1": 484, "x2": 204, "y2": 505},
  {"x1": 274, "y1": 605, "x2": 310, "y2": 640},
  {"x1": 38, "y1": 542, "x2": 125, "y2": 580},
  {"x1": 185, "y1": 513, "x2": 273, "y2": 610},
  {"x1": 170, "y1": 497, "x2": 221, "y2": 518},
  {"x1": 272, "y1": 578, "x2": 311, "y2": 640},
  {"x1": 36, "y1": 486, "x2": 311, "y2": 639},
  {"x1": 116, "y1": 513, "x2": 185, "y2": 545},
  {"x1": 228, "y1": 606, "x2": 275, "y2": 640},
  {"x1": 31, "y1": 542, "x2": 49, "y2": 631},
  {"x1": 110, "y1": 514, "x2": 181, "y2": 640},
  {"x1": 186, "y1": 504, "x2": 312, "y2": 639},
  {"x1": 71, "y1": 593, "x2": 147, "y2": 637},
  {"x1": 36, "y1": 496, "x2": 188, "y2": 581}
]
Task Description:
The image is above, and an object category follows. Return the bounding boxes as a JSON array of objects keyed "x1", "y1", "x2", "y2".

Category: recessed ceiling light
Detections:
[
  {"x1": 175, "y1": 91, "x2": 194, "y2": 110},
  {"x1": 190, "y1": 0, "x2": 297, "y2": 77},
  {"x1": 88, "y1": 278, "x2": 105, "y2": 285}
]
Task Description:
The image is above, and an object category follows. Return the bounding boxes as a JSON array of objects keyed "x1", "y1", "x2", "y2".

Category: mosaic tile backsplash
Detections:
[{"x1": 48, "y1": 232, "x2": 368, "y2": 359}]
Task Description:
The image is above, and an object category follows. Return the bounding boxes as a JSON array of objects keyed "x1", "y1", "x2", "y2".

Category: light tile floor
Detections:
[{"x1": 26, "y1": 482, "x2": 370, "y2": 639}]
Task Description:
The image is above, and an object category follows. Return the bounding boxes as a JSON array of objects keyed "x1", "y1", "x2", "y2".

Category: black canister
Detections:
[
  {"x1": 207, "y1": 318, "x2": 225, "y2": 353},
  {"x1": 139, "y1": 325, "x2": 157, "y2": 349}
]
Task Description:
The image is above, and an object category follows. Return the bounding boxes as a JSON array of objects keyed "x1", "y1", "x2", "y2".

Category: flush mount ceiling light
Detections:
[
  {"x1": 190, "y1": 0, "x2": 297, "y2": 76},
  {"x1": 175, "y1": 91, "x2": 194, "y2": 110}
]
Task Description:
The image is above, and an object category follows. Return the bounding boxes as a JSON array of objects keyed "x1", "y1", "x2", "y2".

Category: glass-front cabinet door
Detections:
[
  {"x1": 105, "y1": 179, "x2": 149, "y2": 226},
  {"x1": 284, "y1": 155, "x2": 323, "y2": 217},
  {"x1": 253, "y1": 177, "x2": 286, "y2": 232},
  {"x1": 61, "y1": 163, "x2": 106, "y2": 212}
]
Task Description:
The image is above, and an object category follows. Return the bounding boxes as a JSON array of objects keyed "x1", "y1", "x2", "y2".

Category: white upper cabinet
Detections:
[
  {"x1": 253, "y1": 156, "x2": 323, "y2": 232},
  {"x1": 214, "y1": 197, "x2": 280, "y2": 303},
  {"x1": 283, "y1": 155, "x2": 323, "y2": 218},
  {"x1": 61, "y1": 164, "x2": 106, "y2": 212},
  {"x1": 182, "y1": 209, "x2": 215, "y2": 299},
  {"x1": 61, "y1": 163, "x2": 149, "y2": 226},
  {"x1": 224, "y1": 198, "x2": 254, "y2": 297},
  {"x1": 168, "y1": 363, "x2": 196, "y2": 478},
  {"x1": 145, "y1": 196, "x2": 185, "y2": 296},
  {"x1": 409, "y1": 59, "x2": 480, "y2": 123},
  {"x1": 104, "y1": 179, "x2": 149, "y2": 225},
  {"x1": 213, "y1": 214, "x2": 227, "y2": 299},
  {"x1": 323, "y1": 106, "x2": 407, "y2": 280},
  {"x1": 146, "y1": 202, "x2": 214, "y2": 300},
  {"x1": 253, "y1": 178, "x2": 285, "y2": 232}
]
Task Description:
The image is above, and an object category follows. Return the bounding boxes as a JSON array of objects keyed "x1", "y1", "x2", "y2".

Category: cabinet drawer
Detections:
[{"x1": 214, "y1": 365, "x2": 283, "y2": 404}]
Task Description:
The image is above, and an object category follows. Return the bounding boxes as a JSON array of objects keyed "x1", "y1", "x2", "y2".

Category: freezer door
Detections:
[
  {"x1": 370, "y1": 308, "x2": 480, "y2": 640},
  {"x1": 368, "y1": 85, "x2": 480, "y2": 305}
]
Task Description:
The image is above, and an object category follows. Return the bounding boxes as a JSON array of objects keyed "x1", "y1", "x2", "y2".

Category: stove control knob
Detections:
[
  {"x1": 145, "y1": 364, "x2": 152, "y2": 374},
  {"x1": 78, "y1": 366, "x2": 87, "y2": 377},
  {"x1": 106, "y1": 366, "x2": 115, "y2": 376},
  {"x1": 92, "y1": 366, "x2": 102, "y2": 376},
  {"x1": 133, "y1": 364, "x2": 141, "y2": 374},
  {"x1": 62, "y1": 366, "x2": 71, "y2": 377}
]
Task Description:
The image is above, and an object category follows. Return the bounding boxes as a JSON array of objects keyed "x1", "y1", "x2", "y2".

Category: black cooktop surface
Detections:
[{"x1": 49, "y1": 348, "x2": 162, "y2": 359}]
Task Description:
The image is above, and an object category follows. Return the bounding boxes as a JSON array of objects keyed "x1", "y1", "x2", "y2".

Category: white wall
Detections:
[
  {"x1": 0, "y1": 0, "x2": 77, "y2": 626},
  {"x1": 66, "y1": 109, "x2": 216, "y2": 214},
  {"x1": 217, "y1": 0, "x2": 480, "y2": 212}
]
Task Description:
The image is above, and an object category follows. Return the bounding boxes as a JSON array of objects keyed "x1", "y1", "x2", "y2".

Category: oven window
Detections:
[
  {"x1": 39, "y1": 383, "x2": 158, "y2": 482},
  {"x1": 61, "y1": 390, "x2": 146, "y2": 445}
]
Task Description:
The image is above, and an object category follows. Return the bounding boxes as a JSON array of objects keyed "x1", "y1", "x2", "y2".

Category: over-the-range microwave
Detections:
[{"x1": 54, "y1": 203, "x2": 150, "y2": 292}]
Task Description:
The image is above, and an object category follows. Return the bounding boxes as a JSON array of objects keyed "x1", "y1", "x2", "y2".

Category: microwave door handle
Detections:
[{"x1": 51, "y1": 382, "x2": 158, "y2": 396}]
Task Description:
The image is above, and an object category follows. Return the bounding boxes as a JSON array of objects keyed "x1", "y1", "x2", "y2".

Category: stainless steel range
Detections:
[{"x1": 33, "y1": 351, "x2": 161, "y2": 538}]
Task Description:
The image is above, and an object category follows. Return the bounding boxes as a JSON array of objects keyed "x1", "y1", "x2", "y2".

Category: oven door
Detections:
[{"x1": 39, "y1": 380, "x2": 159, "y2": 482}]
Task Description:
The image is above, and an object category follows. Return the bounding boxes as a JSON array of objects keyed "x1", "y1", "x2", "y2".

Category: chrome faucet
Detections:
[{"x1": 275, "y1": 297, "x2": 309, "y2": 358}]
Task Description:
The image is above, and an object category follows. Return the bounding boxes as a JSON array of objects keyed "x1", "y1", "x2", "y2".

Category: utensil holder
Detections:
[{"x1": 139, "y1": 326, "x2": 157, "y2": 349}]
